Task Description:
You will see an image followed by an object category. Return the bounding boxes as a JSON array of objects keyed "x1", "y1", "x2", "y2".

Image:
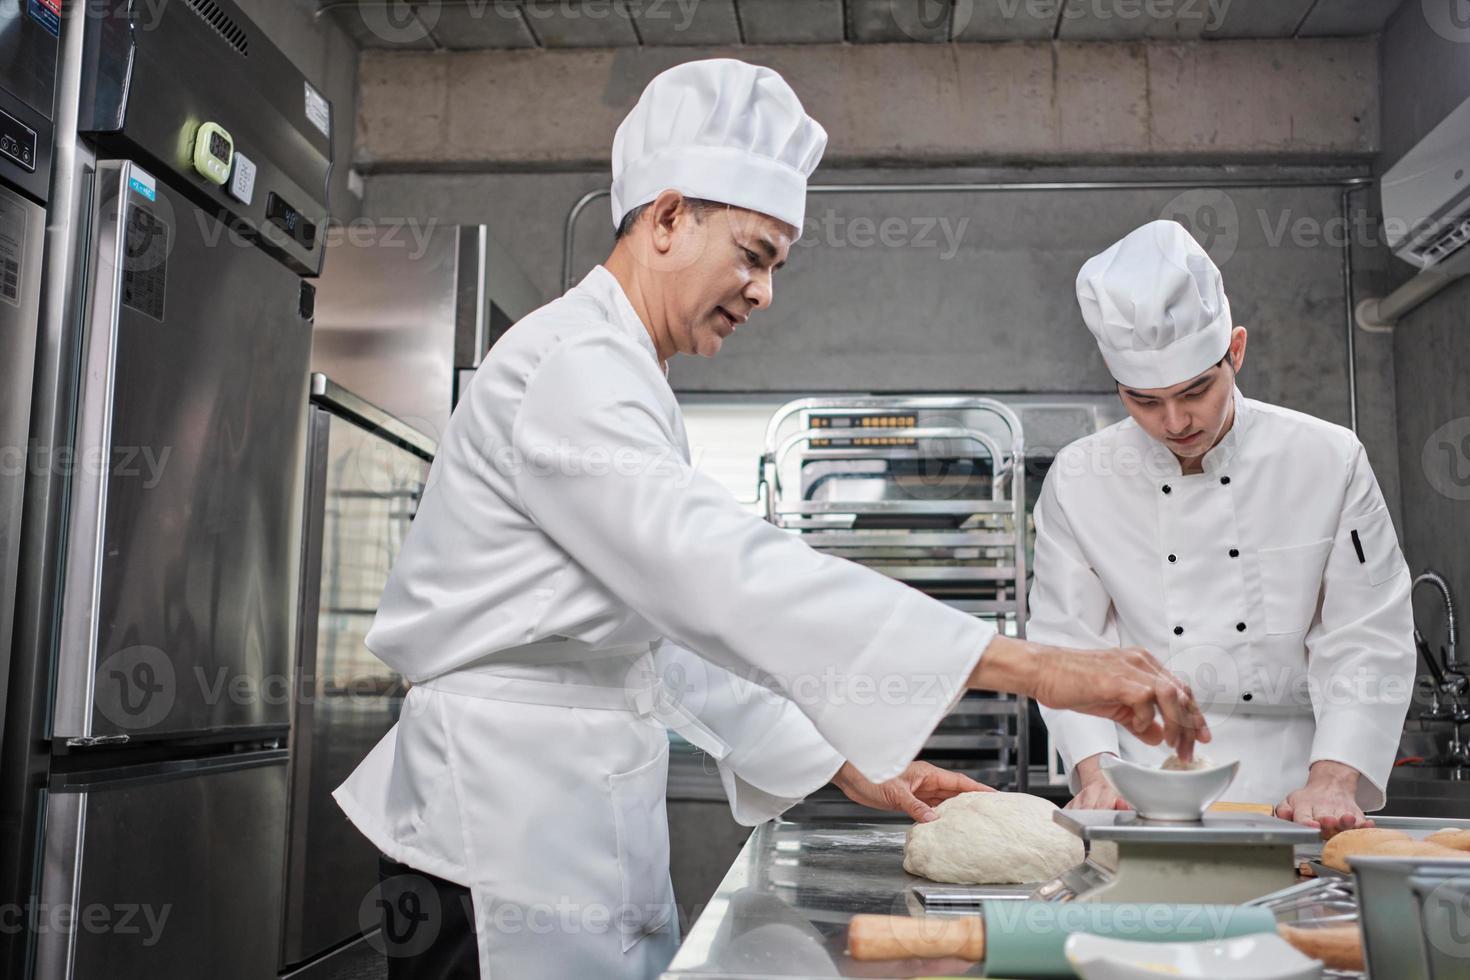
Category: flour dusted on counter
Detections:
[{"x1": 903, "y1": 792, "x2": 1084, "y2": 885}]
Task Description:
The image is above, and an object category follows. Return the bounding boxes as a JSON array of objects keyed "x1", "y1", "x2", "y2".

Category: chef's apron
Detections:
[{"x1": 400, "y1": 638, "x2": 731, "y2": 980}]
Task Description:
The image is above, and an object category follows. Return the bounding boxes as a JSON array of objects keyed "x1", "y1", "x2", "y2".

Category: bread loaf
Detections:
[
  {"x1": 1321, "y1": 829, "x2": 1409, "y2": 872},
  {"x1": 1427, "y1": 828, "x2": 1470, "y2": 852},
  {"x1": 1373, "y1": 839, "x2": 1466, "y2": 860},
  {"x1": 1321, "y1": 827, "x2": 1470, "y2": 872}
]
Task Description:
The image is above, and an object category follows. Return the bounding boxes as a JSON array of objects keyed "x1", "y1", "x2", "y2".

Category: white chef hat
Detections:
[
  {"x1": 610, "y1": 59, "x2": 827, "y2": 237},
  {"x1": 1076, "y1": 220, "x2": 1233, "y2": 389}
]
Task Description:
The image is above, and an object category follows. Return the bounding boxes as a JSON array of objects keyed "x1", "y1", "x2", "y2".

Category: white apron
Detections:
[{"x1": 339, "y1": 639, "x2": 741, "y2": 978}]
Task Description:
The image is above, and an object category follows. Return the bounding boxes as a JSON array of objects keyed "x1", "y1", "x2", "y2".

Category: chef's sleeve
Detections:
[
  {"x1": 653, "y1": 641, "x2": 845, "y2": 826},
  {"x1": 1304, "y1": 442, "x2": 1415, "y2": 811},
  {"x1": 510, "y1": 333, "x2": 996, "y2": 782},
  {"x1": 1028, "y1": 469, "x2": 1124, "y2": 792}
]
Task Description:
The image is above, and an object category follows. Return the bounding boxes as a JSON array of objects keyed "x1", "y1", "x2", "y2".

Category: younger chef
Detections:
[{"x1": 1031, "y1": 219, "x2": 1415, "y2": 834}]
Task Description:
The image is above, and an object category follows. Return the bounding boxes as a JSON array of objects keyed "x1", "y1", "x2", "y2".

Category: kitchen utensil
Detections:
[
  {"x1": 847, "y1": 907, "x2": 1364, "y2": 976},
  {"x1": 1063, "y1": 931, "x2": 1323, "y2": 980},
  {"x1": 1033, "y1": 810, "x2": 1318, "y2": 904},
  {"x1": 1098, "y1": 755, "x2": 1239, "y2": 820}
]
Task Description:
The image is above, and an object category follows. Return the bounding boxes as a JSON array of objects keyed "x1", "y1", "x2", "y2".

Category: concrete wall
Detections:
[
  {"x1": 355, "y1": 39, "x2": 1379, "y2": 170},
  {"x1": 1380, "y1": 2, "x2": 1470, "y2": 649},
  {"x1": 357, "y1": 37, "x2": 1397, "y2": 505},
  {"x1": 234, "y1": 0, "x2": 363, "y2": 222}
]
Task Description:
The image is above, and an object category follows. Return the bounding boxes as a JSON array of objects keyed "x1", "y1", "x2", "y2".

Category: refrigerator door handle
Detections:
[
  {"x1": 32, "y1": 788, "x2": 87, "y2": 980},
  {"x1": 52, "y1": 162, "x2": 129, "y2": 741}
]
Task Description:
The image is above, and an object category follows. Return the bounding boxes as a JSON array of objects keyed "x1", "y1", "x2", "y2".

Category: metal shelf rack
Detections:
[{"x1": 757, "y1": 396, "x2": 1030, "y2": 795}]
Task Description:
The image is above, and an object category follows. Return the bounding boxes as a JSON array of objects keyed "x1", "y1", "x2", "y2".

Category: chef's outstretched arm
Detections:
[
  {"x1": 1284, "y1": 443, "x2": 1415, "y2": 830},
  {"x1": 969, "y1": 636, "x2": 1208, "y2": 760},
  {"x1": 512, "y1": 332, "x2": 1205, "y2": 782},
  {"x1": 653, "y1": 640, "x2": 998, "y2": 825}
]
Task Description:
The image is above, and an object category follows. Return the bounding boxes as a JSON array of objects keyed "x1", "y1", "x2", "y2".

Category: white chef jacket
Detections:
[
  {"x1": 1030, "y1": 388, "x2": 1414, "y2": 810},
  {"x1": 334, "y1": 265, "x2": 993, "y2": 978}
]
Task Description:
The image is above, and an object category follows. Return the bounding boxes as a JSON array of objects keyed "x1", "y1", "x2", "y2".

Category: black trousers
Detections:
[{"x1": 377, "y1": 855, "x2": 480, "y2": 979}]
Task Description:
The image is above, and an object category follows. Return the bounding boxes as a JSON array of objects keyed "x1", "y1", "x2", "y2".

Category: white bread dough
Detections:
[
  {"x1": 1161, "y1": 753, "x2": 1215, "y2": 771},
  {"x1": 902, "y1": 792, "x2": 1085, "y2": 884}
]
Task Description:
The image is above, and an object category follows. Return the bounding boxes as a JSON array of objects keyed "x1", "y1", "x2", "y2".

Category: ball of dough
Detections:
[
  {"x1": 903, "y1": 792, "x2": 1084, "y2": 884},
  {"x1": 1161, "y1": 753, "x2": 1215, "y2": 771}
]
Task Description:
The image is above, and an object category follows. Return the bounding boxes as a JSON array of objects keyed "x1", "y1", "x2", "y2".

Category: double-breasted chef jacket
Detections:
[
  {"x1": 334, "y1": 265, "x2": 996, "y2": 978},
  {"x1": 1030, "y1": 388, "x2": 1415, "y2": 810}
]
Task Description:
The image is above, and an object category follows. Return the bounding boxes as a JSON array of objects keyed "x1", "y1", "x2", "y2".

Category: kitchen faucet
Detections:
[
  {"x1": 1413, "y1": 570, "x2": 1468, "y2": 766},
  {"x1": 1413, "y1": 570, "x2": 1459, "y2": 667}
]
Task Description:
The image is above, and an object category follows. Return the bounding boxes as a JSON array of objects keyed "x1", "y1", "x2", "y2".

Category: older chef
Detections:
[
  {"x1": 335, "y1": 63, "x2": 1207, "y2": 980},
  {"x1": 1031, "y1": 219, "x2": 1415, "y2": 834}
]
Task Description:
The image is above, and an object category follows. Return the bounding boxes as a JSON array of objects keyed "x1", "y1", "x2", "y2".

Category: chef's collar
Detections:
[
  {"x1": 1197, "y1": 386, "x2": 1252, "y2": 475},
  {"x1": 1129, "y1": 385, "x2": 1253, "y2": 477},
  {"x1": 580, "y1": 265, "x2": 663, "y2": 367}
]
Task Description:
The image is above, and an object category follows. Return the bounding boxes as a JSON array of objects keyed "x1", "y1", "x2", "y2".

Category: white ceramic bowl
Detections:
[
  {"x1": 1098, "y1": 754, "x2": 1239, "y2": 821},
  {"x1": 1065, "y1": 932, "x2": 1323, "y2": 980}
]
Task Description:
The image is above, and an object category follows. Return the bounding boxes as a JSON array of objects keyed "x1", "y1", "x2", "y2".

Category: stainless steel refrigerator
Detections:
[
  {"x1": 0, "y1": 0, "x2": 55, "y2": 764},
  {"x1": 311, "y1": 222, "x2": 542, "y2": 443},
  {"x1": 24, "y1": 1, "x2": 333, "y2": 976},
  {"x1": 0, "y1": 9, "x2": 56, "y2": 978},
  {"x1": 281, "y1": 376, "x2": 433, "y2": 977}
]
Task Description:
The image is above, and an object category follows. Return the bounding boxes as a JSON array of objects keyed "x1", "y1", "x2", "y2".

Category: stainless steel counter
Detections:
[{"x1": 662, "y1": 820, "x2": 986, "y2": 979}]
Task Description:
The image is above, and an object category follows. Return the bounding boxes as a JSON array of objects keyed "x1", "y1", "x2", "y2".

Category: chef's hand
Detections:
[
  {"x1": 832, "y1": 761, "x2": 995, "y2": 823},
  {"x1": 970, "y1": 637, "x2": 1211, "y2": 760},
  {"x1": 1276, "y1": 761, "x2": 1373, "y2": 838},
  {"x1": 1064, "y1": 753, "x2": 1131, "y2": 811}
]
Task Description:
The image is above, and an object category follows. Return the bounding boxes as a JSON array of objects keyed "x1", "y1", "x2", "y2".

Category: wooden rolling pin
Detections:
[{"x1": 848, "y1": 913, "x2": 1364, "y2": 973}]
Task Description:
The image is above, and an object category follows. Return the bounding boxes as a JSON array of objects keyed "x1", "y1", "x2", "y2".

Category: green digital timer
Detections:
[{"x1": 192, "y1": 122, "x2": 234, "y2": 186}]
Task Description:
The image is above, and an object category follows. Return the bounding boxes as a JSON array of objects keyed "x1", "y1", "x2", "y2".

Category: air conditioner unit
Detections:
[{"x1": 1381, "y1": 95, "x2": 1470, "y2": 272}]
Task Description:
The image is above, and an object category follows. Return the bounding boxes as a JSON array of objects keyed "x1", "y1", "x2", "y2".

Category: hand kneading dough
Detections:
[
  {"x1": 903, "y1": 792, "x2": 1084, "y2": 884},
  {"x1": 1161, "y1": 752, "x2": 1215, "y2": 771}
]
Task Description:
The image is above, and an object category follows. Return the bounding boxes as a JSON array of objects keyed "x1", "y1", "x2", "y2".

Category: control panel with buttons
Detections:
[{"x1": 0, "y1": 108, "x2": 38, "y2": 173}]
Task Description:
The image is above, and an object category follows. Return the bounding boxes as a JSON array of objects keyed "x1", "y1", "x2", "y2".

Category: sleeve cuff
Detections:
[
  {"x1": 1039, "y1": 705, "x2": 1122, "y2": 793},
  {"x1": 1309, "y1": 713, "x2": 1397, "y2": 811},
  {"x1": 712, "y1": 687, "x2": 847, "y2": 827},
  {"x1": 718, "y1": 754, "x2": 846, "y2": 827}
]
